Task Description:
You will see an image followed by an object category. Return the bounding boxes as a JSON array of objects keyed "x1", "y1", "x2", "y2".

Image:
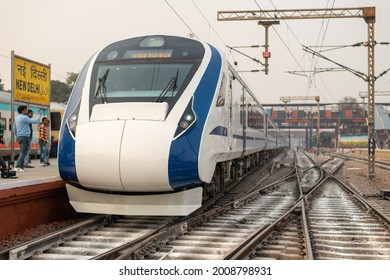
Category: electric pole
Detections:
[{"x1": 218, "y1": 7, "x2": 376, "y2": 178}]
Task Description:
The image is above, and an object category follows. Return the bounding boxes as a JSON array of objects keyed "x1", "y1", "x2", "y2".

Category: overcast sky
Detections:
[{"x1": 1, "y1": 0, "x2": 389, "y2": 104}]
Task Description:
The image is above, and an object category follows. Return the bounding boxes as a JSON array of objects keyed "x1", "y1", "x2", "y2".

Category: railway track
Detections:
[
  {"x1": 332, "y1": 153, "x2": 390, "y2": 170},
  {"x1": 307, "y1": 178, "x2": 390, "y2": 260},
  {"x1": 122, "y1": 175, "x2": 302, "y2": 260},
  {"x1": 111, "y1": 152, "x2": 303, "y2": 260},
  {"x1": 0, "y1": 152, "x2": 291, "y2": 260},
  {"x1": 296, "y1": 151, "x2": 322, "y2": 194},
  {"x1": 3, "y1": 215, "x2": 178, "y2": 260},
  {"x1": 221, "y1": 152, "x2": 328, "y2": 260},
  {"x1": 218, "y1": 153, "x2": 390, "y2": 260},
  {"x1": 235, "y1": 203, "x2": 311, "y2": 260},
  {"x1": 3, "y1": 150, "x2": 389, "y2": 260},
  {"x1": 120, "y1": 152, "x2": 390, "y2": 260}
]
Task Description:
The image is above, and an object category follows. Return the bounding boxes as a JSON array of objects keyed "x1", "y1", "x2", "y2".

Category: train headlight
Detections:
[
  {"x1": 67, "y1": 101, "x2": 81, "y2": 138},
  {"x1": 184, "y1": 114, "x2": 194, "y2": 122},
  {"x1": 179, "y1": 120, "x2": 190, "y2": 129},
  {"x1": 174, "y1": 98, "x2": 196, "y2": 138},
  {"x1": 68, "y1": 114, "x2": 77, "y2": 129}
]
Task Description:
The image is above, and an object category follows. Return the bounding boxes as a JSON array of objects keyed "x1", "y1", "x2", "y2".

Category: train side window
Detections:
[
  {"x1": 50, "y1": 112, "x2": 62, "y2": 130},
  {"x1": 216, "y1": 73, "x2": 227, "y2": 107},
  {"x1": 9, "y1": 118, "x2": 12, "y2": 131},
  {"x1": 247, "y1": 103, "x2": 264, "y2": 130},
  {"x1": 0, "y1": 117, "x2": 6, "y2": 130},
  {"x1": 0, "y1": 118, "x2": 5, "y2": 142}
]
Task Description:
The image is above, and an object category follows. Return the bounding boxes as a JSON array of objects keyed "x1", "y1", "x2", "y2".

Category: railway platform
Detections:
[
  {"x1": 0, "y1": 159, "x2": 60, "y2": 190},
  {"x1": 0, "y1": 159, "x2": 77, "y2": 240}
]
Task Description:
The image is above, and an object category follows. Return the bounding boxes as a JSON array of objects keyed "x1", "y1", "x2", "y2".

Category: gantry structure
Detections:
[{"x1": 218, "y1": 7, "x2": 376, "y2": 178}]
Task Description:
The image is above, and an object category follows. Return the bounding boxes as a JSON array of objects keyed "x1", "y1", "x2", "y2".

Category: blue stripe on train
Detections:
[
  {"x1": 168, "y1": 45, "x2": 222, "y2": 189},
  {"x1": 58, "y1": 57, "x2": 92, "y2": 183},
  {"x1": 58, "y1": 123, "x2": 78, "y2": 182}
]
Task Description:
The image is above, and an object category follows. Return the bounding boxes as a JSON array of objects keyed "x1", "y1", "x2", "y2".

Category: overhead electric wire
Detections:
[
  {"x1": 253, "y1": 0, "x2": 309, "y2": 77},
  {"x1": 306, "y1": 0, "x2": 337, "y2": 102},
  {"x1": 190, "y1": 0, "x2": 259, "y2": 75},
  {"x1": 303, "y1": 46, "x2": 367, "y2": 80},
  {"x1": 0, "y1": 53, "x2": 10, "y2": 59},
  {"x1": 256, "y1": 0, "x2": 333, "y2": 102},
  {"x1": 260, "y1": 0, "x2": 331, "y2": 102},
  {"x1": 227, "y1": 46, "x2": 264, "y2": 66},
  {"x1": 165, "y1": 0, "x2": 243, "y2": 67},
  {"x1": 306, "y1": 42, "x2": 366, "y2": 52},
  {"x1": 261, "y1": 0, "x2": 339, "y2": 103},
  {"x1": 312, "y1": 41, "x2": 390, "y2": 53},
  {"x1": 189, "y1": 1, "x2": 239, "y2": 65},
  {"x1": 164, "y1": 0, "x2": 198, "y2": 39},
  {"x1": 191, "y1": 0, "x2": 226, "y2": 45},
  {"x1": 377, "y1": 67, "x2": 390, "y2": 80}
]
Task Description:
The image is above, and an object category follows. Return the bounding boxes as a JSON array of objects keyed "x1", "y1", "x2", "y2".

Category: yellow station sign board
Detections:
[{"x1": 13, "y1": 55, "x2": 51, "y2": 105}]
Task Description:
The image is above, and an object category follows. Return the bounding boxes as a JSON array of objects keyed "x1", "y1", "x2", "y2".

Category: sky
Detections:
[{"x1": 1, "y1": 0, "x2": 390, "y2": 104}]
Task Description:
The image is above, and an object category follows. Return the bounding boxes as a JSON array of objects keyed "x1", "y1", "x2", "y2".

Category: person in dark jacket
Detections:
[{"x1": 24, "y1": 109, "x2": 35, "y2": 168}]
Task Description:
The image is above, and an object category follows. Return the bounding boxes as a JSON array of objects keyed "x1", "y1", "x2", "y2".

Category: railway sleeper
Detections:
[
  {"x1": 61, "y1": 241, "x2": 123, "y2": 249},
  {"x1": 44, "y1": 246, "x2": 106, "y2": 256},
  {"x1": 252, "y1": 249, "x2": 303, "y2": 260},
  {"x1": 315, "y1": 250, "x2": 390, "y2": 260},
  {"x1": 145, "y1": 251, "x2": 222, "y2": 260},
  {"x1": 312, "y1": 239, "x2": 390, "y2": 247},
  {"x1": 30, "y1": 253, "x2": 91, "y2": 260},
  {"x1": 155, "y1": 245, "x2": 233, "y2": 255}
]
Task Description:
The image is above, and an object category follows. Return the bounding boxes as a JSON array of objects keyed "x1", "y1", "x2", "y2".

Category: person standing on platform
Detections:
[
  {"x1": 13, "y1": 105, "x2": 42, "y2": 172},
  {"x1": 0, "y1": 118, "x2": 7, "y2": 177},
  {"x1": 0, "y1": 154, "x2": 6, "y2": 177},
  {"x1": 0, "y1": 111, "x2": 4, "y2": 145},
  {"x1": 38, "y1": 117, "x2": 50, "y2": 167},
  {"x1": 23, "y1": 109, "x2": 35, "y2": 168},
  {"x1": 0, "y1": 153, "x2": 6, "y2": 178}
]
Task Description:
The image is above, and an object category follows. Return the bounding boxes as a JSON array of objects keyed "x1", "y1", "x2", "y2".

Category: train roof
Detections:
[{"x1": 0, "y1": 90, "x2": 11, "y2": 103}]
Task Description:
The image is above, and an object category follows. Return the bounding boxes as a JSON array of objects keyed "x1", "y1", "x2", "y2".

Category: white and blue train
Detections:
[{"x1": 58, "y1": 35, "x2": 287, "y2": 216}]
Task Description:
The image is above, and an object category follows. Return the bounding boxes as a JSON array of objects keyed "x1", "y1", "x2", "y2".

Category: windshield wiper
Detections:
[
  {"x1": 95, "y1": 69, "x2": 110, "y2": 104},
  {"x1": 156, "y1": 68, "x2": 179, "y2": 103}
]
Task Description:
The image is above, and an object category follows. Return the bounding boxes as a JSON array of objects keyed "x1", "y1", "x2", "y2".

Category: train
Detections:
[
  {"x1": 58, "y1": 35, "x2": 287, "y2": 216},
  {"x1": 0, "y1": 90, "x2": 65, "y2": 159}
]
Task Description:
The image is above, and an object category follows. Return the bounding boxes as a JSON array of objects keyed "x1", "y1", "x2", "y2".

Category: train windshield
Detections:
[
  {"x1": 89, "y1": 35, "x2": 205, "y2": 112},
  {"x1": 94, "y1": 63, "x2": 193, "y2": 100}
]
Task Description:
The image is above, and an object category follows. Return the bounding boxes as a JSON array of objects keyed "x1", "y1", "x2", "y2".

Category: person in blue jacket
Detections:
[{"x1": 13, "y1": 105, "x2": 42, "y2": 172}]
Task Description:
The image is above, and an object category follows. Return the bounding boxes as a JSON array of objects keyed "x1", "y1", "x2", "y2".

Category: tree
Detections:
[
  {"x1": 339, "y1": 96, "x2": 359, "y2": 110},
  {"x1": 66, "y1": 72, "x2": 78, "y2": 87},
  {"x1": 0, "y1": 78, "x2": 4, "y2": 91},
  {"x1": 50, "y1": 72, "x2": 78, "y2": 103},
  {"x1": 51, "y1": 80, "x2": 71, "y2": 102}
]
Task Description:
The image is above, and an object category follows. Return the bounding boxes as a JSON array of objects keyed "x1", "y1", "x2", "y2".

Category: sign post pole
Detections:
[{"x1": 11, "y1": 51, "x2": 15, "y2": 164}]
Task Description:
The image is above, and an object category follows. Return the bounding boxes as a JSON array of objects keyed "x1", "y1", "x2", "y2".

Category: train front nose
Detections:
[
  {"x1": 75, "y1": 103, "x2": 176, "y2": 192},
  {"x1": 120, "y1": 120, "x2": 177, "y2": 191}
]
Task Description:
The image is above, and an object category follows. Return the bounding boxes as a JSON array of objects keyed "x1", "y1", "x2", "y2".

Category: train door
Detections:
[
  {"x1": 264, "y1": 108, "x2": 268, "y2": 150},
  {"x1": 228, "y1": 71, "x2": 234, "y2": 150},
  {"x1": 241, "y1": 87, "x2": 247, "y2": 156},
  {"x1": 230, "y1": 74, "x2": 244, "y2": 155},
  {"x1": 0, "y1": 115, "x2": 6, "y2": 155}
]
